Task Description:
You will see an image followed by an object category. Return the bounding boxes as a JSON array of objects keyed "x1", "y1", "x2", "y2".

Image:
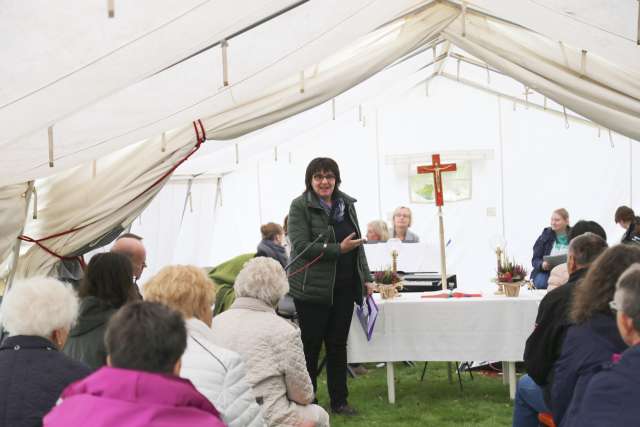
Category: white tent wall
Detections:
[{"x1": 137, "y1": 73, "x2": 638, "y2": 293}]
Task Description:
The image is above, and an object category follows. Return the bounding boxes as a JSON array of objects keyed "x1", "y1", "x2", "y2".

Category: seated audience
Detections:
[
  {"x1": 211, "y1": 257, "x2": 329, "y2": 427},
  {"x1": 0, "y1": 277, "x2": 91, "y2": 427},
  {"x1": 552, "y1": 244, "x2": 640, "y2": 425},
  {"x1": 144, "y1": 265, "x2": 265, "y2": 427},
  {"x1": 366, "y1": 220, "x2": 389, "y2": 243},
  {"x1": 514, "y1": 230, "x2": 608, "y2": 427},
  {"x1": 568, "y1": 264, "x2": 640, "y2": 427},
  {"x1": 530, "y1": 208, "x2": 571, "y2": 289},
  {"x1": 546, "y1": 220, "x2": 607, "y2": 291},
  {"x1": 614, "y1": 205, "x2": 640, "y2": 245},
  {"x1": 63, "y1": 252, "x2": 138, "y2": 369},
  {"x1": 390, "y1": 206, "x2": 420, "y2": 242},
  {"x1": 256, "y1": 222, "x2": 288, "y2": 268},
  {"x1": 44, "y1": 301, "x2": 225, "y2": 427}
]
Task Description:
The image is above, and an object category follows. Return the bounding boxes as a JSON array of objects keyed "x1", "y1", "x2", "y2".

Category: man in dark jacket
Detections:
[
  {"x1": 568, "y1": 264, "x2": 640, "y2": 427},
  {"x1": 512, "y1": 226, "x2": 607, "y2": 427}
]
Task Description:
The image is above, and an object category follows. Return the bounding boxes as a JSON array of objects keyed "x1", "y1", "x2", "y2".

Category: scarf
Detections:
[
  {"x1": 256, "y1": 239, "x2": 288, "y2": 268},
  {"x1": 318, "y1": 196, "x2": 346, "y2": 224}
]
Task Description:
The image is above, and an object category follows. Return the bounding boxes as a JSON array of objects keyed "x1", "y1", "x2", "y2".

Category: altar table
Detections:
[{"x1": 347, "y1": 290, "x2": 545, "y2": 403}]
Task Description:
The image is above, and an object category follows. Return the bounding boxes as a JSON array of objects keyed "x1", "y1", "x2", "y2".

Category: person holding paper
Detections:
[
  {"x1": 288, "y1": 157, "x2": 374, "y2": 416},
  {"x1": 530, "y1": 208, "x2": 571, "y2": 289}
]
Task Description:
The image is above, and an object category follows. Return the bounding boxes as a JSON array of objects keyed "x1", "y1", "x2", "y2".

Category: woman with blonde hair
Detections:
[
  {"x1": 144, "y1": 265, "x2": 264, "y2": 427},
  {"x1": 366, "y1": 220, "x2": 389, "y2": 243},
  {"x1": 211, "y1": 257, "x2": 329, "y2": 427},
  {"x1": 391, "y1": 206, "x2": 420, "y2": 242},
  {"x1": 530, "y1": 208, "x2": 571, "y2": 289}
]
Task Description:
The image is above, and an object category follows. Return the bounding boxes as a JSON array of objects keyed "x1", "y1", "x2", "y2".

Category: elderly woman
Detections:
[
  {"x1": 391, "y1": 206, "x2": 420, "y2": 242},
  {"x1": 211, "y1": 257, "x2": 329, "y2": 427},
  {"x1": 530, "y1": 208, "x2": 571, "y2": 289},
  {"x1": 144, "y1": 265, "x2": 264, "y2": 427},
  {"x1": 63, "y1": 252, "x2": 138, "y2": 369},
  {"x1": 552, "y1": 244, "x2": 640, "y2": 426},
  {"x1": 366, "y1": 220, "x2": 389, "y2": 243},
  {"x1": 288, "y1": 157, "x2": 373, "y2": 415},
  {"x1": 0, "y1": 277, "x2": 91, "y2": 427},
  {"x1": 256, "y1": 222, "x2": 288, "y2": 268}
]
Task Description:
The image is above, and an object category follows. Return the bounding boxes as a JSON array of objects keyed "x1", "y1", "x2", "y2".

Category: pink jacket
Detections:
[{"x1": 44, "y1": 366, "x2": 226, "y2": 427}]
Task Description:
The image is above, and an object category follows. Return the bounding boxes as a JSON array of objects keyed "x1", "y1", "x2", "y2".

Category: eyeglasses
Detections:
[
  {"x1": 312, "y1": 173, "x2": 336, "y2": 182},
  {"x1": 609, "y1": 300, "x2": 619, "y2": 312}
]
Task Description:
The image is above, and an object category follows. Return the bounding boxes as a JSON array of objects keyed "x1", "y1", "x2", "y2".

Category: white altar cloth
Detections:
[{"x1": 347, "y1": 290, "x2": 545, "y2": 402}]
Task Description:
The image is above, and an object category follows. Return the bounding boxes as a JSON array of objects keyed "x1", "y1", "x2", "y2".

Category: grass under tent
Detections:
[{"x1": 315, "y1": 361, "x2": 515, "y2": 426}]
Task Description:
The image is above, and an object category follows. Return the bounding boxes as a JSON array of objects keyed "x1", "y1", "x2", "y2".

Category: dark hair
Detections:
[
  {"x1": 261, "y1": 222, "x2": 283, "y2": 240},
  {"x1": 79, "y1": 252, "x2": 137, "y2": 307},
  {"x1": 615, "y1": 206, "x2": 635, "y2": 224},
  {"x1": 569, "y1": 232, "x2": 608, "y2": 266},
  {"x1": 571, "y1": 244, "x2": 640, "y2": 324},
  {"x1": 117, "y1": 232, "x2": 143, "y2": 241},
  {"x1": 304, "y1": 157, "x2": 341, "y2": 193},
  {"x1": 568, "y1": 220, "x2": 607, "y2": 241},
  {"x1": 105, "y1": 301, "x2": 186, "y2": 374}
]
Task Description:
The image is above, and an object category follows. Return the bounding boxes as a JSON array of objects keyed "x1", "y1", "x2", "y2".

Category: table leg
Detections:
[
  {"x1": 386, "y1": 362, "x2": 396, "y2": 404},
  {"x1": 508, "y1": 361, "x2": 517, "y2": 400},
  {"x1": 502, "y1": 361, "x2": 509, "y2": 385}
]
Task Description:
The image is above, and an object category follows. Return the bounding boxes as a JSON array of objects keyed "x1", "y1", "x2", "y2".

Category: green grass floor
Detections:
[{"x1": 316, "y1": 362, "x2": 515, "y2": 426}]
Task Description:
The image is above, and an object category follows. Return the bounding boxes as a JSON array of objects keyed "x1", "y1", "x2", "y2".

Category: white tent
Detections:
[{"x1": 1, "y1": 0, "x2": 638, "y2": 290}]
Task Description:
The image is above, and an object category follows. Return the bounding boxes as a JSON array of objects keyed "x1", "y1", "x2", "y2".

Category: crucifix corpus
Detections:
[{"x1": 417, "y1": 154, "x2": 457, "y2": 291}]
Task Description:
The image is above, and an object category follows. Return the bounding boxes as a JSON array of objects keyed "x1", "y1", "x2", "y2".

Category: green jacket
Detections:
[
  {"x1": 209, "y1": 253, "x2": 255, "y2": 316},
  {"x1": 288, "y1": 190, "x2": 372, "y2": 306},
  {"x1": 62, "y1": 296, "x2": 116, "y2": 370}
]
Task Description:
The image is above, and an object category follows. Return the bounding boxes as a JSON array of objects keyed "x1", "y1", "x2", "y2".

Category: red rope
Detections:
[
  {"x1": 287, "y1": 253, "x2": 324, "y2": 279},
  {"x1": 18, "y1": 120, "x2": 208, "y2": 264}
]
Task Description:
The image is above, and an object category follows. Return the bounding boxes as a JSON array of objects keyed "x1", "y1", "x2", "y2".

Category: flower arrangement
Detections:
[
  {"x1": 495, "y1": 256, "x2": 528, "y2": 297},
  {"x1": 373, "y1": 268, "x2": 403, "y2": 299}
]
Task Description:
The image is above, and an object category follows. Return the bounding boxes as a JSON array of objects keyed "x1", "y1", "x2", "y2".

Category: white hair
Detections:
[
  {"x1": 234, "y1": 257, "x2": 289, "y2": 306},
  {"x1": 0, "y1": 277, "x2": 79, "y2": 338}
]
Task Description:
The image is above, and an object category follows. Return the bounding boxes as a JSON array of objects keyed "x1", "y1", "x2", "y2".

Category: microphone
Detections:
[{"x1": 285, "y1": 233, "x2": 325, "y2": 271}]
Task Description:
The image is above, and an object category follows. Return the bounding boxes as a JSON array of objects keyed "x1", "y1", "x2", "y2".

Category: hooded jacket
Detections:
[
  {"x1": 43, "y1": 367, "x2": 225, "y2": 427},
  {"x1": 62, "y1": 296, "x2": 117, "y2": 370}
]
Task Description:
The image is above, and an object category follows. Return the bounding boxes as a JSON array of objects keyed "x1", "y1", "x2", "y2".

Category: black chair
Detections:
[{"x1": 420, "y1": 361, "x2": 474, "y2": 392}]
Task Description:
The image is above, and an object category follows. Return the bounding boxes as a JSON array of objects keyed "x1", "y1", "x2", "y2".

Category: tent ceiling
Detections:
[
  {"x1": 1, "y1": 0, "x2": 639, "y2": 188},
  {"x1": 0, "y1": 0, "x2": 427, "y2": 187}
]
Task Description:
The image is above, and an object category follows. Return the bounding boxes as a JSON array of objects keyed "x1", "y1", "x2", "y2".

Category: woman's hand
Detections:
[
  {"x1": 340, "y1": 232, "x2": 364, "y2": 253},
  {"x1": 542, "y1": 261, "x2": 550, "y2": 271},
  {"x1": 365, "y1": 282, "x2": 376, "y2": 296}
]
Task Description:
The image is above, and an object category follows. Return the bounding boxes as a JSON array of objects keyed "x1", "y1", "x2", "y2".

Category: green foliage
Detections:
[{"x1": 317, "y1": 361, "x2": 515, "y2": 426}]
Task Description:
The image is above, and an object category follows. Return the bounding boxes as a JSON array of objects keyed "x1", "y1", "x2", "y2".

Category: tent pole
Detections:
[
  {"x1": 375, "y1": 109, "x2": 383, "y2": 219},
  {"x1": 497, "y1": 98, "x2": 506, "y2": 239},
  {"x1": 4, "y1": 181, "x2": 35, "y2": 294}
]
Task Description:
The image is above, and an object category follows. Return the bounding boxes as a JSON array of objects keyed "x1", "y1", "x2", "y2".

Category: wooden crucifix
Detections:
[{"x1": 417, "y1": 154, "x2": 457, "y2": 291}]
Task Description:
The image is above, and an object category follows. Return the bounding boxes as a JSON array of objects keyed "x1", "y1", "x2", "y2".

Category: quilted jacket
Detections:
[
  {"x1": 180, "y1": 318, "x2": 265, "y2": 427},
  {"x1": 210, "y1": 297, "x2": 314, "y2": 427}
]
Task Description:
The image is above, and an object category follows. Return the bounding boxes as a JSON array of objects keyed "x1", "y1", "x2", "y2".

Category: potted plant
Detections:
[
  {"x1": 496, "y1": 257, "x2": 528, "y2": 297},
  {"x1": 374, "y1": 268, "x2": 403, "y2": 299}
]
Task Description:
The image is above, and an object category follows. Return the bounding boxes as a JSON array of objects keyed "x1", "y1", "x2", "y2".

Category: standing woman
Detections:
[
  {"x1": 288, "y1": 158, "x2": 374, "y2": 415},
  {"x1": 530, "y1": 208, "x2": 571, "y2": 289}
]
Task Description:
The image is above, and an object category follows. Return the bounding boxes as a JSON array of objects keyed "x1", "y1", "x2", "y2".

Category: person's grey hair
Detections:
[
  {"x1": 569, "y1": 232, "x2": 608, "y2": 266},
  {"x1": 614, "y1": 264, "x2": 640, "y2": 332},
  {"x1": 367, "y1": 220, "x2": 389, "y2": 241},
  {"x1": 234, "y1": 257, "x2": 289, "y2": 307},
  {"x1": 0, "y1": 277, "x2": 79, "y2": 338},
  {"x1": 392, "y1": 206, "x2": 412, "y2": 227}
]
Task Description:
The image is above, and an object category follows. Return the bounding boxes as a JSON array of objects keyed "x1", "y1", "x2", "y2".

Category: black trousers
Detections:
[{"x1": 294, "y1": 283, "x2": 355, "y2": 408}]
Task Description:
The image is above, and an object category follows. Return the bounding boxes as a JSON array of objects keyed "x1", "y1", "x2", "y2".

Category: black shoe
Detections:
[{"x1": 331, "y1": 404, "x2": 358, "y2": 416}]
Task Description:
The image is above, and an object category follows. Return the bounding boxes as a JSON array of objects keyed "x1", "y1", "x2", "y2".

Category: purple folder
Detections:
[{"x1": 355, "y1": 295, "x2": 379, "y2": 341}]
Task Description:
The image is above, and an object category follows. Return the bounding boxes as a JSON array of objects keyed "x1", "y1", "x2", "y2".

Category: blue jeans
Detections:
[
  {"x1": 512, "y1": 374, "x2": 549, "y2": 427},
  {"x1": 532, "y1": 271, "x2": 550, "y2": 289}
]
